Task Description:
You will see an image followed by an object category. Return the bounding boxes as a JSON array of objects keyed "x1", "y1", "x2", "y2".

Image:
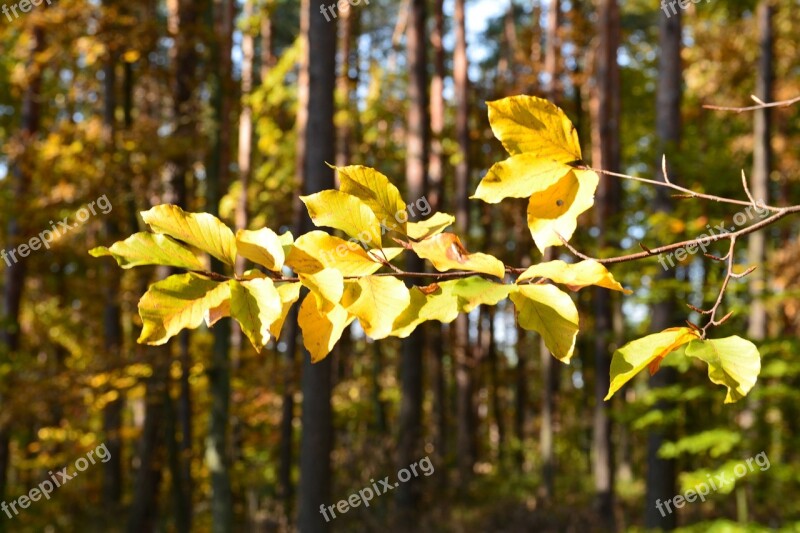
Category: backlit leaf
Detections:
[
  {"x1": 298, "y1": 294, "x2": 354, "y2": 363},
  {"x1": 510, "y1": 285, "x2": 579, "y2": 362},
  {"x1": 301, "y1": 190, "x2": 382, "y2": 249},
  {"x1": 269, "y1": 282, "x2": 302, "y2": 339},
  {"x1": 334, "y1": 165, "x2": 409, "y2": 235},
  {"x1": 138, "y1": 273, "x2": 231, "y2": 345},
  {"x1": 473, "y1": 156, "x2": 571, "y2": 204},
  {"x1": 605, "y1": 328, "x2": 700, "y2": 401},
  {"x1": 141, "y1": 205, "x2": 237, "y2": 266},
  {"x1": 284, "y1": 231, "x2": 385, "y2": 276},
  {"x1": 300, "y1": 268, "x2": 344, "y2": 312},
  {"x1": 90, "y1": 232, "x2": 204, "y2": 271},
  {"x1": 411, "y1": 233, "x2": 506, "y2": 279},
  {"x1": 684, "y1": 336, "x2": 761, "y2": 403},
  {"x1": 236, "y1": 228, "x2": 285, "y2": 271},
  {"x1": 527, "y1": 168, "x2": 599, "y2": 253},
  {"x1": 407, "y1": 212, "x2": 456, "y2": 240},
  {"x1": 517, "y1": 259, "x2": 630, "y2": 293},
  {"x1": 230, "y1": 278, "x2": 283, "y2": 351},
  {"x1": 487, "y1": 95, "x2": 582, "y2": 160},
  {"x1": 342, "y1": 276, "x2": 410, "y2": 339}
]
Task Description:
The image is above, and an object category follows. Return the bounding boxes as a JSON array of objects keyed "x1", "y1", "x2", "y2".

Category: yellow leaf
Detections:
[
  {"x1": 301, "y1": 190, "x2": 382, "y2": 249},
  {"x1": 236, "y1": 228, "x2": 285, "y2": 271},
  {"x1": 334, "y1": 165, "x2": 409, "y2": 235},
  {"x1": 605, "y1": 327, "x2": 700, "y2": 401},
  {"x1": 269, "y1": 282, "x2": 302, "y2": 339},
  {"x1": 487, "y1": 95, "x2": 582, "y2": 160},
  {"x1": 90, "y1": 232, "x2": 204, "y2": 271},
  {"x1": 298, "y1": 294, "x2": 354, "y2": 363},
  {"x1": 138, "y1": 273, "x2": 231, "y2": 345},
  {"x1": 517, "y1": 260, "x2": 631, "y2": 293},
  {"x1": 342, "y1": 276, "x2": 410, "y2": 339},
  {"x1": 510, "y1": 285, "x2": 579, "y2": 362},
  {"x1": 407, "y1": 212, "x2": 456, "y2": 240},
  {"x1": 411, "y1": 233, "x2": 506, "y2": 279},
  {"x1": 300, "y1": 268, "x2": 344, "y2": 312},
  {"x1": 285, "y1": 231, "x2": 386, "y2": 276},
  {"x1": 473, "y1": 156, "x2": 571, "y2": 204},
  {"x1": 141, "y1": 205, "x2": 237, "y2": 266},
  {"x1": 527, "y1": 168, "x2": 599, "y2": 253},
  {"x1": 230, "y1": 278, "x2": 283, "y2": 351}
]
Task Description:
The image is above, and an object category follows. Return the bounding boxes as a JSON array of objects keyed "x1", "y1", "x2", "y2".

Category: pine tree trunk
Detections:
[
  {"x1": 297, "y1": 1, "x2": 337, "y2": 531},
  {"x1": 645, "y1": 5, "x2": 682, "y2": 530},
  {"x1": 590, "y1": 0, "x2": 621, "y2": 527}
]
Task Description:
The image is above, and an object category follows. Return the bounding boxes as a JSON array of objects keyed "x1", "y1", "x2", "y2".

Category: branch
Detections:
[{"x1": 703, "y1": 95, "x2": 800, "y2": 113}]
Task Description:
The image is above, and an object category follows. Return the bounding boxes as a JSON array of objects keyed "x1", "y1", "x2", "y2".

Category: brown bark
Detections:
[
  {"x1": 297, "y1": 1, "x2": 337, "y2": 531},
  {"x1": 645, "y1": 5, "x2": 682, "y2": 530},
  {"x1": 590, "y1": 0, "x2": 621, "y2": 527},
  {"x1": 397, "y1": 0, "x2": 429, "y2": 523}
]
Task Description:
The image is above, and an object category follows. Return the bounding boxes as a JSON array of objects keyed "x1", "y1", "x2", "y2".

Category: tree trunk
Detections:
[
  {"x1": 748, "y1": 0, "x2": 773, "y2": 342},
  {"x1": 397, "y1": 0, "x2": 429, "y2": 524},
  {"x1": 590, "y1": 0, "x2": 621, "y2": 527},
  {"x1": 645, "y1": 5, "x2": 682, "y2": 530},
  {"x1": 0, "y1": 25, "x2": 44, "y2": 533},
  {"x1": 297, "y1": 1, "x2": 337, "y2": 531},
  {"x1": 206, "y1": 0, "x2": 235, "y2": 530},
  {"x1": 452, "y1": 0, "x2": 476, "y2": 485}
]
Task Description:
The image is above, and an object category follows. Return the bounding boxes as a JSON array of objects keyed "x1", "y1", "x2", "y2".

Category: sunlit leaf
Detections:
[
  {"x1": 527, "y1": 168, "x2": 599, "y2": 253},
  {"x1": 605, "y1": 328, "x2": 700, "y2": 401},
  {"x1": 517, "y1": 259, "x2": 630, "y2": 293},
  {"x1": 138, "y1": 273, "x2": 231, "y2": 345},
  {"x1": 301, "y1": 190, "x2": 383, "y2": 249},
  {"x1": 300, "y1": 268, "x2": 344, "y2": 312},
  {"x1": 473, "y1": 156, "x2": 570, "y2": 204},
  {"x1": 141, "y1": 205, "x2": 237, "y2": 266},
  {"x1": 298, "y1": 294, "x2": 354, "y2": 363},
  {"x1": 334, "y1": 165, "x2": 409, "y2": 235},
  {"x1": 342, "y1": 276, "x2": 410, "y2": 339},
  {"x1": 510, "y1": 285, "x2": 579, "y2": 362},
  {"x1": 487, "y1": 95, "x2": 582, "y2": 160},
  {"x1": 269, "y1": 283, "x2": 302, "y2": 339},
  {"x1": 685, "y1": 336, "x2": 761, "y2": 403},
  {"x1": 236, "y1": 228, "x2": 286, "y2": 271},
  {"x1": 411, "y1": 233, "x2": 506, "y2": 279},
  {"x1": 285, "y1": 231, "x2": 385, "y2": 276},
  {"x1": 90, "y1": 232, "x2": 204, "y2": 271},
  {"x1": 407, "y1": 212, "x2": 456, "y2": 240},
  {"x1": 230, "y1": 278, "x2": 283, "y2": 351}
]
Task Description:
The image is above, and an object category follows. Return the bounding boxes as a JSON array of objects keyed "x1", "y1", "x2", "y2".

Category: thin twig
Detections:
[{"x1": 703, "y1": 95, "x2": 800, "y2": 113}]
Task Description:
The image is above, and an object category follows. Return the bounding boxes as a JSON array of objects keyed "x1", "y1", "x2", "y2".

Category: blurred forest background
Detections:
[{"x1": 1, "y1": 0, "x2": 799, "y2": 531}]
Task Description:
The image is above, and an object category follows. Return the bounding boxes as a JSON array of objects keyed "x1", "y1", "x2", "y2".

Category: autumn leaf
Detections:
[
  {"x1": 342, "y1": 276, "x2": 410, "y2": 339},
  {"x1": 605, "y1": 327, "x2": 700, "y2": 401},
  {"x1": 236, "y1": 228, "x2": 286, "y2": 272},
  {"x1": 517, "y1": 259, "x2": 631, "y2": 293},
  {"x1": 685, "y1": 336, "x2": 761, "y2": 403},
  {"x1": 90, "y1": 232, "x2": 204, "y2": 271},
  {"x1": 285, "y1": 231, "x2": 386, "y2": 276},
  {"x1": 230, "y1": 278, "x2": 283, "y2": 351},
  {"x1": 298, "y1": 294, "x2": 354, "y2": 363},
  {"x1": 473, "y1": 156, "x2": 571, "y2": 204},
  {"x1": 407, "y1": 212, "x2": 456, "y2": 240},
  {"x1": 138, "y1": 273, "x2": 231, "y2": 345},
  {"x1": 411, "y1": 233, "x2": 506, "y2": 279},
  {"x1": 527, "y1": 168, "x2": 599, "y2": 253},
  {"x1": 301, "y1": 190, "x2": 383, "y2": 249},
  {"x1": 334, "y1": 165, "x2": 409, "y2": 235},
  {"x1": 487, "y1": 95, "x2": 582, "y2": 160},
  {"x1": 269, "y1": 283, "x2": 302, "y2": 339},
  {"x1": 141, "y1": 205, "x2": 237, "y2": 266},
  {"x1": 510, "y1": 285, "x2": 579, "y2": 363}
]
